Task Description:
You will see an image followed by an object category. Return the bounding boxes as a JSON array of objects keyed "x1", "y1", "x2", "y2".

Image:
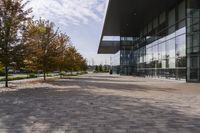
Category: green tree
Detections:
[
  {"x1": 53, "y1": 33, "x2": 71, "y2": 77},
  {"x1": 64, "y1": 46, "x2": 77, "y2": 74},
  {"x1": 63, "y1": 46, "x2": 87, "y2": 74},
  {"x1": 24, "y1": 19, "x2": 58, "y2": 80},
  {"x1": 103, "y1": 65, "x2": 109, "y2": 72},
  {"x1": 95, "y1": 65, "x2": 98, "y2": 72},
  {"x1": 99, "y1": 65, "x2": 103, "y2": 72},
  {"x1": 79, "y1": 58, "x2": 88, "y2": 71},
  {"x1": 0, "y1": 0, "x2": 32, "y2": 87},
  {"x1": 0, "y1": 63, "x2": 4, "y2": 75}
]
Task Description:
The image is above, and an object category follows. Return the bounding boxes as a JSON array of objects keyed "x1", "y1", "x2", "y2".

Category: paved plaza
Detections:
[{"x1": 0, "y1": 74, "x2": 200, "y2": 133}]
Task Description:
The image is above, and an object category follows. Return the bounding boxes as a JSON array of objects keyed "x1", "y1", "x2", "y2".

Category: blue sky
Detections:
[{"x1": 25, "y1": 0, "x2": 111, "y2": 65}]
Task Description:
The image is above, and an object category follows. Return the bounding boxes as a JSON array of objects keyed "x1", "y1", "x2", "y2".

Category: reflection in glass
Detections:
[{"x1": 176, "y1": 35, "x2": 186, "y2": 57}]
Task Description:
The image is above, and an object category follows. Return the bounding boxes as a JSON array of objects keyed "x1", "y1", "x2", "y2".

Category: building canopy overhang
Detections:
[{"x1": 98, "y1": 0, "x2": 182, "y2": 54}]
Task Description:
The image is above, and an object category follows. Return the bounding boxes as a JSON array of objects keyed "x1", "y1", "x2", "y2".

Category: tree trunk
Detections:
[
  {"x1": 43, "y1": 58, "x2": 47, "y2": 80},
  {"x1": 43, "y1": 69, "x2": 46, "y2": 81},
  {"x1": 5, "y1": 66, "x2": 8, "y2": 87},
  {"x1": 59, "y1": 68, "x2": 62, "y2": 78},
  {"x1": 4, "y1": 18, "x2": 11, "y2": 88}
]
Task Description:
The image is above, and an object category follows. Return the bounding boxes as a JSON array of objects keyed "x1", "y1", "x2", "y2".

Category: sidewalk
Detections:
[{"x1": 0, "y1": 73, "x2": 200, "y2": 132}]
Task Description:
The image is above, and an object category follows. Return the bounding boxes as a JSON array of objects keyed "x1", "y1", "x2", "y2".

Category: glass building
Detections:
[{"x1": 98, "y1": 0, "x2": 200, "y2": 82}]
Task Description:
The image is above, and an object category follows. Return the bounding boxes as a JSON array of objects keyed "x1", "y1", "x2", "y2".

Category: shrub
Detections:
[
  {"x1": 79, "y1": 71, "x2": 88, "y2": 75},
  {"x1": 29, "y1": 73, "x2": 37, "y2": 78}
]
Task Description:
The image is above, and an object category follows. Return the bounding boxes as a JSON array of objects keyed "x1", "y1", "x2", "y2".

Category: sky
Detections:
[{"x1": 25, "y1": 0, "x2": 111, "y2": 65}]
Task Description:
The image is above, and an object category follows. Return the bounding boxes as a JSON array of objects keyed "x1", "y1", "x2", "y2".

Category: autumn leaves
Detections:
[{"x1": 0, "y1": 0, "x2": 87, "y2": 87}]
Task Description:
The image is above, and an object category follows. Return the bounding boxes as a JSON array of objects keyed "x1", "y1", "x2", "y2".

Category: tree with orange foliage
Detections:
[{"x1": 24, "y1": 19, "x2": 58, "y2": 80}]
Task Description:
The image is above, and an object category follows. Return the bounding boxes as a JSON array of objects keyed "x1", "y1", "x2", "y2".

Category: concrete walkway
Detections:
[{"x1": 0, "y1": 73, "x2": 200, "y2": 133}]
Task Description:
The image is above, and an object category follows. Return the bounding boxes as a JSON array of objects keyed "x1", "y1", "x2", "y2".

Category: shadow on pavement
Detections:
[
  {"x1": 53, "y1": 77, "x2": 177, "y2": 93},
  {"x1": 0, "y1": 77, "x2": 200, "y2": 132}
]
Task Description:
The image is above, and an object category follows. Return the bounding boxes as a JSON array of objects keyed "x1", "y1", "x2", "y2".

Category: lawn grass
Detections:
[
  {"x1": 0, "y1": 72, "x2": 87, "y2": 81},
  {"x1": 0, "y1": 75, "x2": 36, "y2": 81}
]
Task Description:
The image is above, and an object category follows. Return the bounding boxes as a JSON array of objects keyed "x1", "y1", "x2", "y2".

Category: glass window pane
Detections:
[
  {"x1": 178, "y1": 1, "x2": 186, "y2": 29},
  {"x1": 159, "y1": 12, "x2": 166, "y2": 24},
  {"x1": 166, "y1": 39, "x2": 176, "y2": 58},
  {"x1": 162, "y1": 60, "x2": 166, "y2": 69},
  {"x1": 153, "y1": 45, "x2": 158, "y2": 60},
  {"x1": 188, "y1": 0, "x2": 200, "y2": 9},
  {"x1": 176, "y1": 27, "x2": 186, "y2": 36},
  {"x1": 192, "y1": 33, "x2": 200, "y2": 53},
  {"x1": 144, "y1": 26, "x2": 148, "y2": 35},
  {"x1": 148, "y1": 22, "x2": 152, "y2": 33},
  {"x1": 169, "y1": 58, "x2": 176, "y2": 68},
  {"x1": 178, "y1": 21, "x2": 185, "y2": 29},
  {"x1": 176, "y1": 35, "x2": 186, "y2": 57},
  {"x1": 168, "y1": 8, "x2": 176, "y2": 34},
  {"x1": 187, "y1": 35, "x2": 192, "y2": 49},
  {"x1": 192, "y1": 34, "x2": 200, "y2": 47},
  {"x1": 178, "y1": 1, "x2": 186, "y2": 21},
  {"x1": 189, "y1": 56, "x2": 198, "y2": 80},
  {"x1": 168, "y1": 9, "x2": 175, "y2": 26},
  {"x1": 153, "y1": 18, "x2": 158, "y2": 29},
  {"x1": 168, "y1": 26, "x2": 176, "y2": 34},
  {"x1": 193, "y1": 47, "x2": 199, "y2": 53},
  {"x1": 192, "y1": 9, "x2": 200, "y2": 18}
]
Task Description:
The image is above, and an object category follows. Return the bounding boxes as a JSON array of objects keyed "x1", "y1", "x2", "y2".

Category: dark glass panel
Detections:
[
  {"x1": 189, "y1": 56, "x2": 198, "y2": 80},
  {"x1": 176, "y1": 57, "x2": 186, "y2": 68},
  {"x1": 168, "y1": 8, "x2": 176, "y2": 34},
  {"x1": 159, "y1": 12, "x2": 166, "y2": 24},
  {"x1": 192, "y1": 33, "x2": 200, "y2": 53},
  {"x1": 188, "y1": 0, "x2": 200, "y2": 9},
  {"x1": 178, "y1": 1, "x2": 186, "y2": 21}
]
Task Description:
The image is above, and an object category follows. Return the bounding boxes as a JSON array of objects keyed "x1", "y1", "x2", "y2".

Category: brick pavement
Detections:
[{"x1": 0, "y1": 73, "x2": 200, "y2": 133}]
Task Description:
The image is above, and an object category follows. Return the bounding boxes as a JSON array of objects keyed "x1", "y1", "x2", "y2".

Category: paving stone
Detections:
[{"x1": 0, "y1": 73, "x2": 200, "y2": 132}]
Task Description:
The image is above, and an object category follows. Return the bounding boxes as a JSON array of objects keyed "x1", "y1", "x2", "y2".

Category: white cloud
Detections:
[
  {"x1": 96, "y1": 2, "x2": 106, "y2": 14},
  {"x1": 26, "y1": 0, "x2": 106, "y2": 25},
  {"x1": 24, "y1": 0, "x2": 109, "y2": 65}
]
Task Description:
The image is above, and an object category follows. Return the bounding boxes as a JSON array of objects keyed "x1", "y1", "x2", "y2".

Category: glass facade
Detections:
[
  {"x1": 111, "y1": 51, "x2": 120, "y2": 74},
  {"x1": 120, "y1": 37, "x2": 136, "y2": 75},
  {"x1": 110, "y1": 0, "x2": 200, "y2": 82},
  {"x1": 187, "y1": 0, "x2": 200, "y2": 81}
]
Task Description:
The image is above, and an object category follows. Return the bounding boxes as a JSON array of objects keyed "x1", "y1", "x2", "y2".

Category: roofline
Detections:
[{"x1": 98, "y1": 0, "x2": 111, "y2": 54}]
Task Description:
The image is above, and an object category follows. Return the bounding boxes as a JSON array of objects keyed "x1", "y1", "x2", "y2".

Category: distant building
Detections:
[{"x1": 98, "y1": 0, "x2": 200, "y2": 82}]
